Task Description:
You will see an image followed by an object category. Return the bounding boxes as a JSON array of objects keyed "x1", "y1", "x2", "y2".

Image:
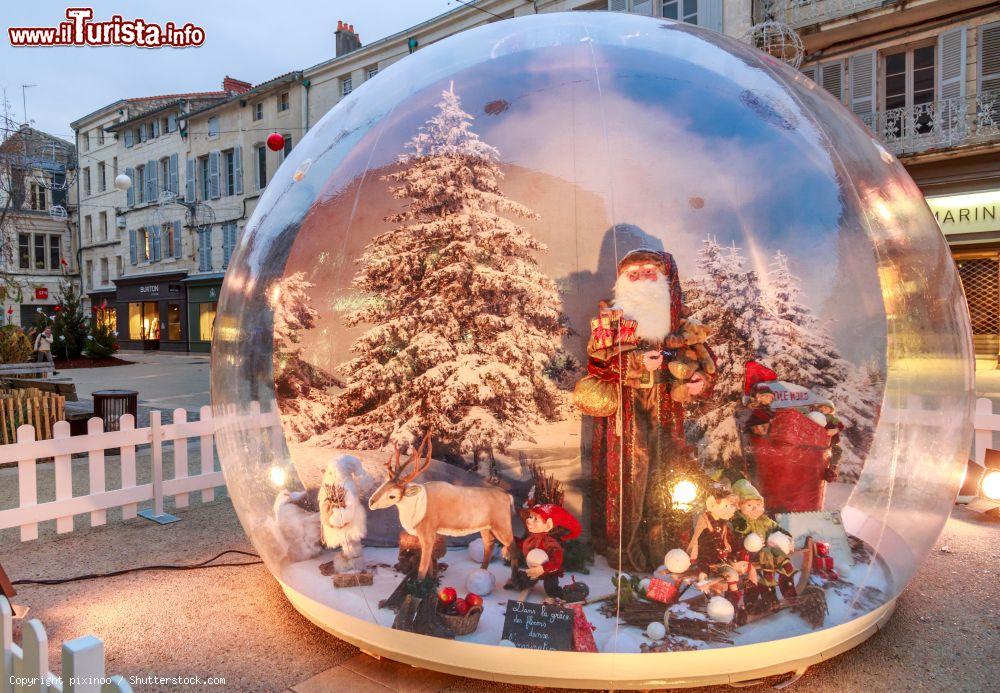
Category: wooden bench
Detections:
[
  {"x1": 1, "y1": 378, "x2": 78, "y2": 402},
  {"x1": 0, "y1": 362, "x2": 54, "y2": 379}
]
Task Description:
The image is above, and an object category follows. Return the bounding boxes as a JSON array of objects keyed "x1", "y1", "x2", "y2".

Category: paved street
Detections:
[{"x1": 67, "y1": 350, "x2": 211, "y2": 414}]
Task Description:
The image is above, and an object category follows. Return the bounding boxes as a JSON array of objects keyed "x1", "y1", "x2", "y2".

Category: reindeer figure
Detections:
[{"x1": 368, "y1": 432, "x2": 519, "y2": 580}]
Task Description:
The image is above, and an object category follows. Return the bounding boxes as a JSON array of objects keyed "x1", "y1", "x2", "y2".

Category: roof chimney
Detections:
[
  {"x1": 335, "y1": 20, "x2": 361, "y2": 58},
  {"x1": 223, "y1": 76, "x2": 252, "y2": 95}
]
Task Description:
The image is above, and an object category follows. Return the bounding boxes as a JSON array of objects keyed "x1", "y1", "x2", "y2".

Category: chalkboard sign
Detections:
[{"x1": 500, "y1": 600, "x2": 575, "y2": 651}]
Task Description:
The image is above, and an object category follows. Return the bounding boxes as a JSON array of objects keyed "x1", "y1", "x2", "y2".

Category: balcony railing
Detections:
[
  {"x1": 865, "y1": 92, "x2": 1000, "y2": 156},
  {"x1": 762, "y1": 0, "x2": 891, "y2": 29}
]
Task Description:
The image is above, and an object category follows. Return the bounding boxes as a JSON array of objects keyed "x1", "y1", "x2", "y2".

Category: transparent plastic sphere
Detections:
[{"x1": 212, "y1": 12, "x2": 973, "y2": 688}]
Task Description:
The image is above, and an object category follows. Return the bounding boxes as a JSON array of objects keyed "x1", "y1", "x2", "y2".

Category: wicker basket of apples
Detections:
[{"x1": 436, "y1": 587, "x2": 484, "y2": 636}]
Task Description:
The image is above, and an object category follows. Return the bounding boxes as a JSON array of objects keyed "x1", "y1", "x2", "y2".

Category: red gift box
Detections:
[{"x1": 645, "y1": 578, "x2": 679, "y2": 605}]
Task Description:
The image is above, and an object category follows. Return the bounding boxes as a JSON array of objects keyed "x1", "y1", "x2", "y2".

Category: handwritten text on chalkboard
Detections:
[{"x1": 500, "y1": 600, "x2": 574, "y2": 651}]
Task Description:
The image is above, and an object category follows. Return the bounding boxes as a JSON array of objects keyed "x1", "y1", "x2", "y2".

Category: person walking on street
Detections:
[{"x1": 35, "y1": 326, "x2": 54, "y2": 367}]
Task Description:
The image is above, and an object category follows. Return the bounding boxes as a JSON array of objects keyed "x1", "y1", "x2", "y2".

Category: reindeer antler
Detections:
[
  {"x1": 385, "y1": 443, "x2": 402, "y2": 477},
  {"x1": 397, "y1": 431, "x2": 433, "y2": 485}
]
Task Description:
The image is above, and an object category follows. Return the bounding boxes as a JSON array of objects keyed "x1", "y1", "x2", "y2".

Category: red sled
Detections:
[{"x1": 749, "y1": 408, "x2": 831, "y2": 512}]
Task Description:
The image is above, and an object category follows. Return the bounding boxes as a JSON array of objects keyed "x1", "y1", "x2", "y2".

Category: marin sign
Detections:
[{"x1": 500, "y1": 600, "x2": 574, "y2": 651}]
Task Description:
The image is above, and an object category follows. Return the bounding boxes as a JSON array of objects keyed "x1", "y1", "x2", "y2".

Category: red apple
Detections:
[
  {"x1": 465, "y1": 593, "x2": 483, "y2": 609},
  {"x1": 438, "y1": 587, "x2": 457, "y2": 604},
  {"x1": 453, "y1": 598, "x2": 469, "y2": 616}
]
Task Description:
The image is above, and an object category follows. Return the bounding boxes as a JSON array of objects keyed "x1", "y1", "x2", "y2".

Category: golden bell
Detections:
[{"x1": 668, "y1": 361, "x2": 694, "y2": 381}]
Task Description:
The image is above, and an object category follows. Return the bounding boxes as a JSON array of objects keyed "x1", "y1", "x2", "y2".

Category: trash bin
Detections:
[{"x1": 92, "y1": 389, "x2": 138, "y2": 432}]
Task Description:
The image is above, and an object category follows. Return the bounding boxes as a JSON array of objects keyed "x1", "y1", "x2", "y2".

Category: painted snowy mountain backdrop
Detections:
[{"x1": 272, "y1": 75, "x2": 884, "y2": 481}]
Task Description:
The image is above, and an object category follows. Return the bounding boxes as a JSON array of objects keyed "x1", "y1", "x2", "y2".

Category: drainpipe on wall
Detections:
[
  {"x1": 73, "y1": 131, "x2": 83, "y2": 304},
  {"x1": 302, "y1": 79, "x2": 311, "y2": 133}
]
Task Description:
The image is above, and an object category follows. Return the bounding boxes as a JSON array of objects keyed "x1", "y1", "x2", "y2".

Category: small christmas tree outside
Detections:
[
  {"x1": 326, "y1": 83, "x2": 564, "y2": 475},
  {"x1": 51, "y1": 280, "x2": 88, "y2": 360}
]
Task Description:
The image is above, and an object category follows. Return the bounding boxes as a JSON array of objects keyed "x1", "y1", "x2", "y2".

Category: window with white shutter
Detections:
[
  {"x1": 234, "y1": 146, "x2": 243, "y2": 195},
  {"x1": 850, "y1": 51, "x2": 876, "y2": 129},
  {"x1": 631, "y1": 0, "x2": 652, "y2": 15},
  {"x1": 198, "y1": 228, "x2": 213, "y2": 271},
  {"x1": 124, "y1": 129, "x2": 133, "y2": 148},
  {"x1": 129, "y1": 228, "x2": 137, "y2": 265},
  {"x1": 125, "y1": 167, "x2": 135, "y2": 206},
  {"x1": 173, "y1": 221, "x2": 183, "y2": 258},
  {"x1": 980, "y1": 23, "x2": 1000, "y2": 94},
  {"x1": 169, "y1": 154, "x2": 179, "y2": 195},
  {"x1": 185, "y1": 158, "x2": 195, "y2": 202},
  {"x1": 820, "y1": 62, "x2": 844, "y2": 103},
  {"x1": 146, "y1": 159, "x2": 157, "y2": 201},
  {"x1": 209, "y1": 151, "x2": 221, "y2": 199},
  {"x1": 608, "y1": 0, "x2": 627, "y2": 11},
  {"x1": 938, "y1": 28, "x2": 967, "y2": 136}
]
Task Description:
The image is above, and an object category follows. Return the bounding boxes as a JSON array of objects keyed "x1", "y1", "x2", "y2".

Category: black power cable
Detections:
[{"x1": 12, "y1": 550, "x2": 262, "y2": 587}]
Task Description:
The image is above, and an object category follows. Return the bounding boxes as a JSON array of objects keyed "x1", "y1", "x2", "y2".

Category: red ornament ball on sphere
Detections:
[
  {"x1": 266, "y1": 133, "x2": 285, "y2": 152},
  {"x1": 453, "y1": 598, "x2": 469, "y2": 616},
  {"x1": 465, "y1": 593, "x2": 483, "y2": 609},
  {"x1": 438, "y1": 587, "x2": 457, "y2": 604}
]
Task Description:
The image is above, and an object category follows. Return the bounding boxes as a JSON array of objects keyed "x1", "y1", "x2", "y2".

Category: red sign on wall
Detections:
[{"x1": 34, "y1": 288, "x2": 48, "y2": 300}]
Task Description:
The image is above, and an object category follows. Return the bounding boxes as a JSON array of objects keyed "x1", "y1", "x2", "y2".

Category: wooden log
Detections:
[{"x1": 332, "y1": 572, "x2": 374, "y2": 588}]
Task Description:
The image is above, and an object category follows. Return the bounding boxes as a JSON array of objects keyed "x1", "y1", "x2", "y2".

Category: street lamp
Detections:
[{"x1": 113, "y1": 173, "x2": 132, "y2": 191}]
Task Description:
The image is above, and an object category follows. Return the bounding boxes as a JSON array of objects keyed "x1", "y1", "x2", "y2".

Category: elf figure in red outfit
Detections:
[{"x1": 505, "y1": 504, "x2": 589, "y2": 603}]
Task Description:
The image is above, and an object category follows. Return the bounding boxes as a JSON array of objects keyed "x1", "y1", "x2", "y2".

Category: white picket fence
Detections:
[
  {"x1": 1, "y1": 597, "x2": 130, "y2": 693},
  {"x1": 972, "y1": 396, "x2": 1000, "y2": 465},
  {"x1": 0, "y1": 402, "x2": 280, "y2": 542}
]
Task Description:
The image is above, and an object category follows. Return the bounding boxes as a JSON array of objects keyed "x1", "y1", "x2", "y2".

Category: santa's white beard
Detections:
[{"x1": 613, "y1": 275, "x2": 673, "y2": 342}]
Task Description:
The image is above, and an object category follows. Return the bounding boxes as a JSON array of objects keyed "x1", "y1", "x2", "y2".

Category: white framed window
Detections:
[
  {"x1": 881, "y1": 41, "x2": 937, "y2": 138},
  {"x1": 85, "y1": 215, "x2": 93, "y2": 244},
  {"x1": 99, "y1": 211, "x2": 108, "y2": 240},
  {"x1": 367, "y1": 66, "x2": 379, "y2": 80},
  {"x1": 81, "y1": 131, "x2": 90, "y2": 151},
  {"x1": 661, "y1": 0, "x2": 696, "y2": 23},
  {"x1": 341, "y1": 76, "x2": 353, "y2": 96},
  {"x1": 82, "y1": 167, "x2": 91, "y2": 197},
  {"x1": 282, "y1": 135, "x2": 292, "y2": 160},
  {"x1": 85, "y1": 260, "x2": 93, "y2": 289},
  {"x1": 254, "y1": 144, "x2": 267, "y2": 190},
  {"x1": 98, "y1": 161, "x2": 106, "y2": 192},
  {"x1": 208, "y1": 116, "x2": 220, "y2": 139},
  {"x1": 253, "y1": 102, "x2": 263, "y2": 120},
  {"x1": 135, "y1": 165, "x2": 145, "y2": 203},
  {"x1": 29, "y1": 182, "x2": 46, "y2": 210},
  {"x1": 160, "y1": 158, "x2": 170, "y2": 196},
  {"x1": 198, "y1": 227, "x2": 213, "y2": 271},
  {"x1": 97, "y1": 128, "x2": 105, "y2": 146},
  {"x1": 163, "y1": 222, "x2": 175, "y2": 259},
  {"x1": 198, "y1": 156, "x2": 210, "y2": 200},
  {"x1": 100, "y1": 257, "x2": 109, "y2": 285},
  {"x1": 277, "y1": 92, "x2": 290, "y2": 112},
  {"x1": 224, "y1": 149, "x2": 236, "y2": 196}
]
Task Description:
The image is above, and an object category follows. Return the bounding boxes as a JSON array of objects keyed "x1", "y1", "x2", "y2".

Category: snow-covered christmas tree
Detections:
[
  {"x1": 270, "y1": 272, "x2": 342, "y2": 441},
  {"x1": 761, "y1": 250, "x2": 881, "y2": 478},
  {"x1": 685, "y1": 238, "x2": 772, "y2": 465},
  {"x1": 325, "y1": 84, "x2": 564, "y2": 474},
  {"x1": 685, "y1": 241, "x2": 883, "y2": 477}
]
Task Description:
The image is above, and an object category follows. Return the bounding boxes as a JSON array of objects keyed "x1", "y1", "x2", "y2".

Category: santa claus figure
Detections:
[{"x1": 583, "y1": 248, "x2": 716, "y2": 572}]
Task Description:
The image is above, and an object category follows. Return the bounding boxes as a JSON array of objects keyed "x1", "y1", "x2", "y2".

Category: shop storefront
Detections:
[
  {"x1": 926, "y1": 189, "x2": 1000, "y2": 356},
  {"x1": 87, "y1": 287, "x2": 117, "y2": 334},
  {"x1": 114, "y1": 271, "x2": 188, "y2": 351},
  {"x1": 184, "y1": 273, "x2": 225, "y2": 352}
]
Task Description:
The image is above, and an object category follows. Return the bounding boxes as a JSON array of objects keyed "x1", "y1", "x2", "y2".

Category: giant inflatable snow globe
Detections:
[{"x1": 211, "y1": 12, "x2": 973, "y2": 688}]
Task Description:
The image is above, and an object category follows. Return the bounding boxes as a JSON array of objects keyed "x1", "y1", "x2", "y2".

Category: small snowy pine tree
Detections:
[
  {"x1": 270, "y1": 272, "x2": 341, "y2": 441},
  {"x1": 686, "y1": 240, "x2": 772, "y2": 466},
  {"x1": 326, "y1": 84, "x2": 564, "y2": 473}
]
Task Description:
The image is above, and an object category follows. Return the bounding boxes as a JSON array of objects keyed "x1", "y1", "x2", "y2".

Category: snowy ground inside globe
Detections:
[{"x1": 279, "y1": 540, "x2": 893, "y2": 653}]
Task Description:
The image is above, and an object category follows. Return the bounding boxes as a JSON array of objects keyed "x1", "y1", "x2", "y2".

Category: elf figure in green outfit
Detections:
[{"x1": 730, "y1": 478, "x2": 797, "y2": 614}]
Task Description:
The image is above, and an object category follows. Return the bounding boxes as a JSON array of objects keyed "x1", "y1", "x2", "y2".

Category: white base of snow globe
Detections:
[{"x1": 278, "y1": 576, "x2": 895, "y2": 688}]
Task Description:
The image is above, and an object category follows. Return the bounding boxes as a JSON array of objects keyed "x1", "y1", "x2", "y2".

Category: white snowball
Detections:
[
  {"x1": 525, "y1": 548, "x2": 549, "y2": 567},
  {"x1": 743, "y1": 532, "x2": 765, "y2": 553},
  {"x1": 767, "y1": 532, "x2": 794, "y2": 555},
  {"x1": 664, "y1": 548, "x2": 691, "y2": 574},
  {"x1": 638, "y1": 578, "x2": 651, "y2": 595},
  {"x1": 467, "y1": 537, "x2": 496, "y2": 564},
  {"x1": 645, "y1": 621, "x2": 666, "y2": 640},
  {"x1": 707, "y1": 596, "x2": 735, "y2": 623},
  {"x1": 465, "y1": 568, "x2": 496, "y2": 596},
  {"x1": 808, "y1": 411, "x2": 828, "y2": 427}
]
